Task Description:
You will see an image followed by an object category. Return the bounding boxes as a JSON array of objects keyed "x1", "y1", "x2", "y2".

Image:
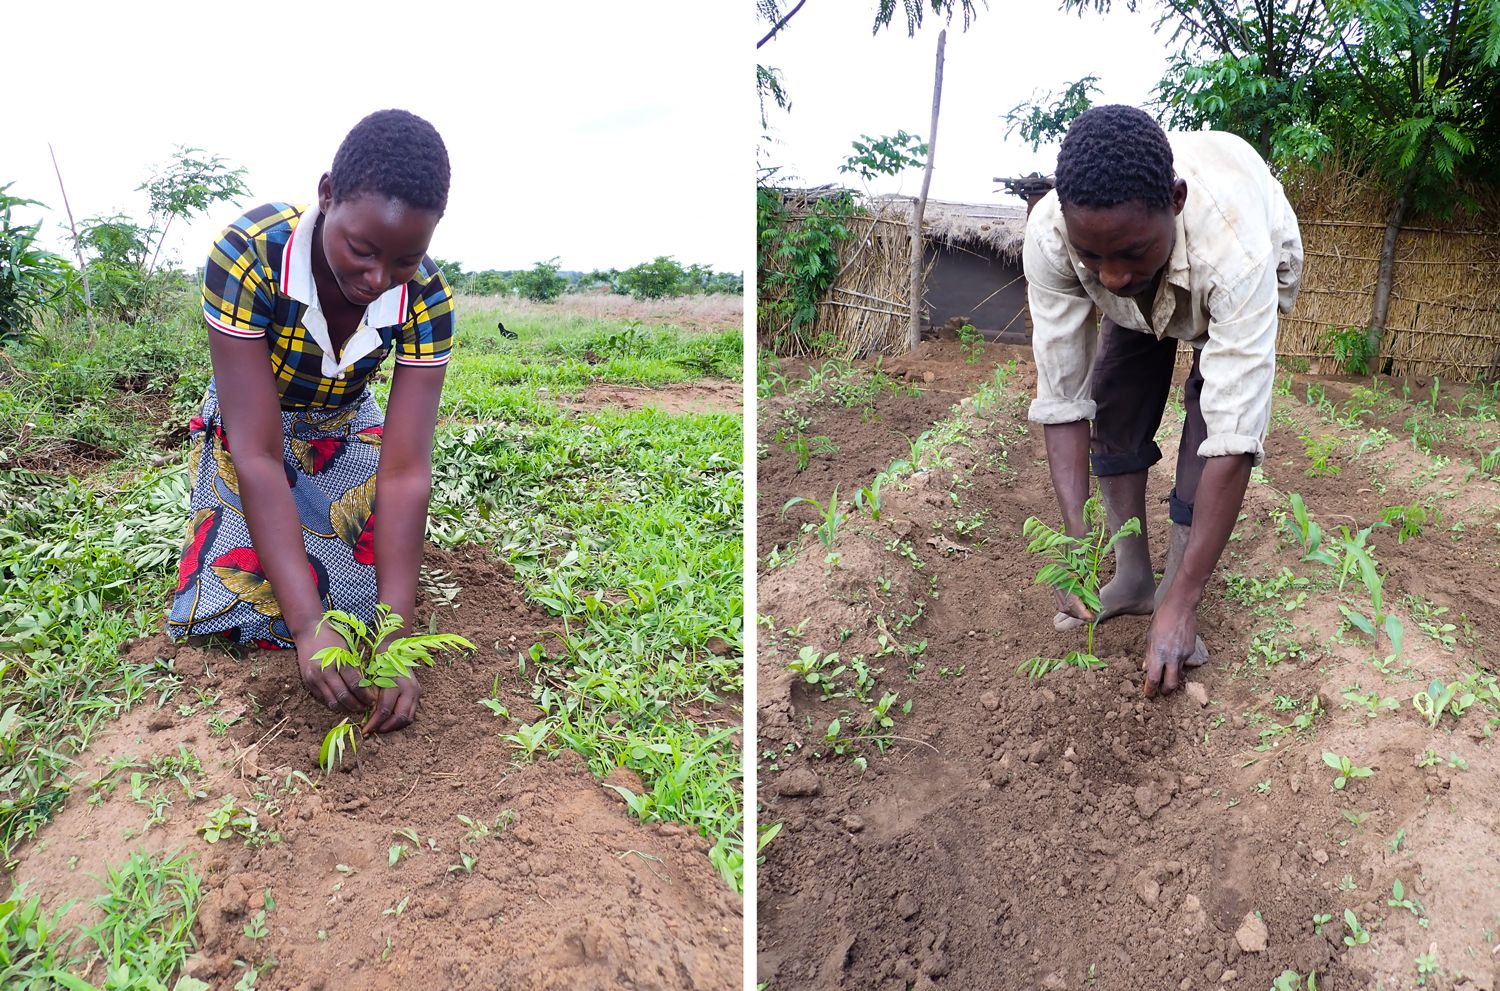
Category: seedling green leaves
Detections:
[
  {"x1": 1321, "y1": 751, "x2": 1373, "y2": 790},
  {"x1": 312, "y1": 604, "x2": 475, "y2": 760},
  {"x1": 1019, "y1": 496, "x2": 1139, "y2": 676},
  {"x1": 1412, "y1": 678, "x2": 1476, "y2": 728}
]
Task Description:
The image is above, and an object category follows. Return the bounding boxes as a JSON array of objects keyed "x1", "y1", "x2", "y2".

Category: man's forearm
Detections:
[
  {"x1": 373, "y1": 469, "x2": 432, "y2": 633},
  {"x1": 1043, "y1": 420, "x2": 1092, "y2": 537},
  {"x1": 1162, "y1": 453, "x2": 1252, "y2": 610}
]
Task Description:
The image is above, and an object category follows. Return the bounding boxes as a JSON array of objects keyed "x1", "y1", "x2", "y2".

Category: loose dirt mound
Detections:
[
  {"x1": 758, "y1": 346, "x2": 1500, "y2": 991},
  {"x1": 14, "y1": 545, "x2": 741, "y2": 991}
]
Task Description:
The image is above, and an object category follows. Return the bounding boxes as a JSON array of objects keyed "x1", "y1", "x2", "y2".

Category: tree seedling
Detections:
[
  {"x1": 1019, "y1": 496, "x2": 1140, "y2": 677},
  {"x1": 313, "y1": 604, "x2": 475, "y2": 765},
  {"x1": 1322, "y1": 751, "x2": 1373, "y2": 790}
]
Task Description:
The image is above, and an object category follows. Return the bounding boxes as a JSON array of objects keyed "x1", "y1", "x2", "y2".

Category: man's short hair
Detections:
[{"x1": 1054, "y1": 105, "x2": 1175, "y2": 212}]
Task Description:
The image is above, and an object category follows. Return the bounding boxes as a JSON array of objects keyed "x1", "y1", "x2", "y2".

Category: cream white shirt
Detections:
[
  {"x1": 280, "y1": 199, "x2": 410, "y2": 381},
  {"x1": 1024, "y1": 130, "x2": 1303, "y2": 465}
]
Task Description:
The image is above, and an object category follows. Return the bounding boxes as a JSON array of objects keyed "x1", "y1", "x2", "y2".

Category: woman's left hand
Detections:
[{"x1": 363, "y1": 675, "x2": 421, "y2": 735}]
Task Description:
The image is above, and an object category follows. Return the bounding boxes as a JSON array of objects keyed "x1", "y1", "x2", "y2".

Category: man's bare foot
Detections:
[{"x1": 1093, "y1": 571, "x2": 1158, "y2": 625}]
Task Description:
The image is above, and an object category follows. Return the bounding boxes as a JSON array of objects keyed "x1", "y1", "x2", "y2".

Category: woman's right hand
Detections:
[{"x1": 296, "y1": 625, "x2": 374, "y2": 716}]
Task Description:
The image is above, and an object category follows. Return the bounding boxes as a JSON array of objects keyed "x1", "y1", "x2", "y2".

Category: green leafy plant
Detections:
[
  {"x1": 1411, "y1": 678, "x2": 1475, "y2": 728},
  {"x1": 319, "y1": 719, "x2": 357, "y2": 773},
  {"x1": 853, "y1": 476, "x2": 884, "y2": 521},
  {"x1": 838, "y1": 131, "x2": 928, "y2": 182},
  {"x1": 1322, "y1": 751, "x2": 1373, "y2": 790},
  {"x1": 1380, "y1": 501, "x2": 1438, "y2": 543},
  {"x1": 1323, "y1": 325, "x2": 1378, "y2": 374},
  {"x1": 314, "y1": 604, "x2": 475, "y2": 749},
  {"x1": 957, "y1": 322, "x2": 984, "y2": 363},
  {"x1": 1342, "y1": 907, "x2": 1370, "y2": 946},
  {"x1": 1272, "y1": 970, "x2": 1318, "y2": 991},
  {"x1": 198, "y1": 795, "x2": 259, "y2": 844},
  {"x1": 1019, "y1": 496, "x2": 1140, "y2": 676},
  {"x1": 783, "y1": 488, "x2": 847, "y2": 563},
  {"x1": 1300, "y1": 433, "x2": 1341, "y2": 477}
]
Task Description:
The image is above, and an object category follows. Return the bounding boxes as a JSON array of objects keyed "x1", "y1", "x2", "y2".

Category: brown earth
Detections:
[
  {"x1": 757, "y1": 343, "x2": 1500, "y2": 991},
  {"x1": 562, "y1": 379, "x2": 743, "y2": 416},
  {"x1": 13, "y1": 545, "x2": 741, "y2": 991},
  {"x1": 758, "y1": 341, "x2": 1004, "y2": 557}
]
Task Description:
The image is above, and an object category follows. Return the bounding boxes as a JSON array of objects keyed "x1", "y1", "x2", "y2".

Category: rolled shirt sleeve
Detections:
[
  {"x1": 1197, "y1": 257, "x2": 1281, "y2": 465},
  {"x1": 1024, "y1": 201, "x2": 1099, "y2": 425}
]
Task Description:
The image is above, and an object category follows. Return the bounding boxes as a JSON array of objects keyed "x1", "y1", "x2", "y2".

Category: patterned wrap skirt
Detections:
[{"x1": 166, "y1": 379, "x2": 383, "y2": 649}]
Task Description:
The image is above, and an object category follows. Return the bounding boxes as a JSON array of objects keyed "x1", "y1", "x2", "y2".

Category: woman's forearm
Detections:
[
  {"x1": 234, "y1": 451, "x2": 324, "y2": 640},
  {"x1": 372, "y1": 468, "x2": 432, "y2": 633}
]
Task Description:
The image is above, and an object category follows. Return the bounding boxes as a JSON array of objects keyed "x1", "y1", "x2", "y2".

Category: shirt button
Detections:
[{"x1": 336, "y1": 372, "x2": 346, "y2": 381}]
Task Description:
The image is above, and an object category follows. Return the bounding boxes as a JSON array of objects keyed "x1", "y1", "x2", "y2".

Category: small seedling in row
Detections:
[
  {"x1": 502, "y1": 720, "x2": 555, "y2": 759},
  {"x1": 198, "y1": 795, "x2": 258, "y2": 844},
  {"x1": 1415, "y1": 945, "x2": 1439, "y2": 985},
  {"x1": 1311, "y1": 912, "x2": 1332, "y2": 934},
  {"x1": 1019, "y1": 496, "x2": 1140, "y2": 678},
  {"x1": 786, "y1": 645, "x2": 845, "y2": 693},
  {"x1": 853, "y1": 476, "x2": 884, "y2": 521},
  {"x1": 1272, "y1": 971, "x2": 1318, "y2": 991},
  {"x1": 1412, "y1": 678, "x2": 1476, "y2": 728},
  {"x1": 313, "y1": 604, "x2": 475, "y2": 765},
  {"x1": 1388, "y1": 879, "x2": 1427, "y2": 923},
  {"x1": 784, "y1": 488, "x2": 847, "y2": 564},
  {"x1": 1343, "y1": 687, "x2": 1399, "y2": 720},
  {"x1": 1322, "y1": 751, "x2": 1373, "y2": 790},
  {"x1": 1343, "y1": 908, "x2": 1370, "y2": 946},
  {"x1": 449, "y1": 852, "x2": 479, "y2": 875}
]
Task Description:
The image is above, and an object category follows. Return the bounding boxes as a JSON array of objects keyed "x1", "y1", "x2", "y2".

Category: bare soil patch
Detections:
[
  {"x1": 563, "y1": 379, "x2": 743, "y2": 416},
  {"x1": 14, "y1": 545, "x2": 741, "y2": 991}
]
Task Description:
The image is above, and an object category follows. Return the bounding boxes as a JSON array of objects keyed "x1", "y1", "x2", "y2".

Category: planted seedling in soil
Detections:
[
  {"x1": 784, "y1": 488, "x2": 847, "y2": 564},
  {"x1": 1412, "y1": 678, "x2": 1476, "y2": 729},
  {"x1": 1322, "y1": 751, "x2": 1373, "y2": 790},
  {"x1": 314, "y1": 604, "x2": 476, "y2": 769},
  {"x1": 1019, "y1": 495, "x2": 1140, "y2": 677}
]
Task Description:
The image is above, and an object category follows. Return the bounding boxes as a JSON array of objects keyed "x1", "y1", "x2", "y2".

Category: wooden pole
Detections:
[
  {"x1": 909, "y1": 29, "x2": 946, "y2": 353},
  {"x1": 48, "y1": 143, "x2": 96, "y2": 341}
]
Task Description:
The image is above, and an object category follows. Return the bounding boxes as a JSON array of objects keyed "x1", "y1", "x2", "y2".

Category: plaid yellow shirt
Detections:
[{"x1": 202, "y1": 202, "x2": 455, "y2": 409}]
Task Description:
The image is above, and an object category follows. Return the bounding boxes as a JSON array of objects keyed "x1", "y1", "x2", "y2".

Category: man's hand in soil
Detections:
[
  {"x1": 1140, "y1": 454, "x2": 1252, "y2": 698},
  {"x1": 363, "y1": 674, "x2": 421, "y2": 736},
  {"x1": 296, "y1": 625, "x2": 373, "y2": 716},
  {"x1": 1142, "y1": 599, "x2": 1197, "y2": 697}
]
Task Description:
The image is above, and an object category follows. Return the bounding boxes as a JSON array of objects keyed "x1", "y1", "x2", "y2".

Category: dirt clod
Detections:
[
  {"x1": 777, "y1": 767, "x2": 821, "y2": 797},
  {"x1": 1235, "y1": 913, "x2": 1269, "y2": 953}
]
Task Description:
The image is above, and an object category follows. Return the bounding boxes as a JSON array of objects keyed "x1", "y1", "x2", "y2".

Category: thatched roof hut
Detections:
[{"x1": 757, "y1": 187, "x2": 1031, "y2": 356}]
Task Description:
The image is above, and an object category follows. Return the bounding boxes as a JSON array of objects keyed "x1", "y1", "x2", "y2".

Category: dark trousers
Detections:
[{"x1": 1089, "y1": 317, "x2": 1206, "y2": 525}]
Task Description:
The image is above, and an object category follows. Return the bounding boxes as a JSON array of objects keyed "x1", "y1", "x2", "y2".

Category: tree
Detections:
[
  {"x1": 616, "y1": 256, "x2": 692, "y2": 299},
  {"x1": 138, "y1": 147, "x2": 250, "y2": 278},
  {"x1": 511, "y1": 258, "x2": 568, "y2": 303},
  {"x1": 1052, "y1": 0, "x2": 1500, "y2": 369}
]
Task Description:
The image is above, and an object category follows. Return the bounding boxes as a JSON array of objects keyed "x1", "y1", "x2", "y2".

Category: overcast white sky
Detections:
[
  {"x1": 760, "y1": 0, "x2": 1176, "y2": 203},
  {"x1": 4, "y1": 1, "x2": 749, "y2": 274}
]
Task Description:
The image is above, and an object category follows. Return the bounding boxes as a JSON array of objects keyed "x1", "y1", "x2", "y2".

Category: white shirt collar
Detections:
[{"x1": 282, "y1": 200, "x2": 410, "y2": 378}]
